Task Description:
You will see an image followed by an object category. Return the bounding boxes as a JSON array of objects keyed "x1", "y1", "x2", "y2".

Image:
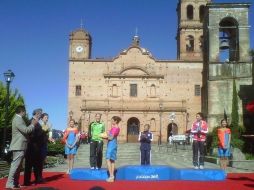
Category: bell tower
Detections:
[
  {"x1": 202, "y1": 3, "x2": 252, "y2": 128},
  {"x1": 176, "y1": 0, "x2": 211, "y2": 61},
  {"x1": 69, "y1": 28, "x2": 92, "y2": 60}
]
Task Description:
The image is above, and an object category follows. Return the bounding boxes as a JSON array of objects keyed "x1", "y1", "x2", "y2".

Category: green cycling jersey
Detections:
[{"x1": 90, "y1": 121, "x2": 105, "y2": 141}]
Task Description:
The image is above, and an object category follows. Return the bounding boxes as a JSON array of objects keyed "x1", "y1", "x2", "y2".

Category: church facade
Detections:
[{"x1": 68, "y1": 0, "x2": 252, "y2": 143}]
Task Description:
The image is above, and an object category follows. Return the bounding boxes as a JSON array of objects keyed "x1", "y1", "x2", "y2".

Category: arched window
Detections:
[
  {"x1": 112, "y1": 84, "x2": 118, "y2": 97},
  {"x1": 150, "y1": 84, "x2": 156, "y2": 97},
  {"x1": 199, "y1": 5, "x2": 205, "y2": 22},
  {"x1": 186, "y1": 35, "x2": 194, "y2": 52},
  {"x1": 150, "y1": 118, "x2": 156, "y2": 131},
  {"x1": 187, "y1": 5, "x2": 193, "y2": 20},
  {"x1": 219, "y1": 17, "x2": 239, "y2": 62}
]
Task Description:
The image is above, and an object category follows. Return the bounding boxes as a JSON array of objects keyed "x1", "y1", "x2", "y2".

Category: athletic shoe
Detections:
[
  {"x1": 194, "y1": 166, "x2": 199, "y2": 169},
  {"x1": 90, "y1": 167, "x2": 95, "y2": 170},
  {"x1": 199, "y1": 165, "x2": 204, "y2": 169},
  {"x1": 106, "y1": 176, "x2": 114, "y2": 182}
]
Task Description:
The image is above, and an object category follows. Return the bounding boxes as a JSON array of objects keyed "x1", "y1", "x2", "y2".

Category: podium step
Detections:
[
  {"x1": 70, "y1": 165, "x2": 226, "y2": 181},
  {"x1": 70, "y1": 168, "x2": 108, "y2": 180}
]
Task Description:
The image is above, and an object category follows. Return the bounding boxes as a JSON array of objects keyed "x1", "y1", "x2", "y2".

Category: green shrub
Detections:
[
  {"x1": 245, "y1": 153, "x2": 254, "y2": 160},
  {"x1": 230, "y1": 135, "x2": 244, "y2": 150},
  {"x1": 206, "y1": 127, "x2": 219, "y2": 155},
  {"x1": 229, "y1": 79, "x2": 245, "y2": 150},
  {"x1": 47, "y1": 140, "x2": 65, "y2": 156}
]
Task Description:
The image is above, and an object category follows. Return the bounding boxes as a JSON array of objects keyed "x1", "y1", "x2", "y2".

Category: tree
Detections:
[
  {"x1": 230, "y1": 79, "x2": 244, "y2": 149},
  {"x1": 250, "y1": 49, "x2": 254, "y2": 60},
  {"x1": 0, "y1": 81, "x2": 25, "y2": 141},
  {"x1": 231, "y1": 79, "x2": 239, "y2": 131},
  {"x1": 250, "y1": 49, "x2": 254, "y2": 83}
]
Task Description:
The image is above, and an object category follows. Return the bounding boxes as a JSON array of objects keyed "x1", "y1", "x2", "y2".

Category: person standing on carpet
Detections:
[
  {"x1": 104, "y1": 116, "x2": 121, "y2": 182},
  {"x1": 138, "y1": 124, "x2": 153, "y2": 165},
  {"x1": 217, "y1": 119, "x2": 231, "y2": 170},
  {"x1": 40, "y1": 113, "x2": 54, "y2": 158},
  {"x1": 24, "y1": 108, "x2": 44, "y2": 186},
  {"x1": 191, "y1": 112, "x2": 208, "y2": 169},
  {"x1": 89, "y1": 113, "x2": 105, "y2": 170},
  {"x1": 5, "y1": 105, "x2": 38, "y2": 189},
  {"x1": 39, "y1": 113, "x2": 54, "y2": 179},
  {"x1": 63, "y1": 119, "x2": 79, "y2": 174}
]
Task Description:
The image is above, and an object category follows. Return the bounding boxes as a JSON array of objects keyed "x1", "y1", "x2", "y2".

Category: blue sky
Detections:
[{"x1": 0, "y1": 0, "x2": 253, "y2": 130}]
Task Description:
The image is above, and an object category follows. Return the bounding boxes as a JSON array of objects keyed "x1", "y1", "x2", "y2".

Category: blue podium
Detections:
[
  {"x1": 70, "y1": 165, "x2": 226, "y2": 181},
  {"x1": 116, "y1": 165, "x2": 176, "y2": 181},
  {"x1": 70, "y1": 168, "x2": 108, "y2": 180}
]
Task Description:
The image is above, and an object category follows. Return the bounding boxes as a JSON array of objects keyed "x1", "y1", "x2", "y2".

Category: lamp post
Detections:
[
  {"x1": 159, "y1": 103, "x2": 163, "y2": 145},
  {"x1": 2, "y1": 70, "x2": 15, "y2": 158},
  {"x1": 81, "y1": 110, "x2": 86, "y2": 132},
  {"x1": 185, "y1": 113, "x2": 189, "y2": 132},
  {"x1": 88, "y1": 111, "x2": 91, "y2": 125}
]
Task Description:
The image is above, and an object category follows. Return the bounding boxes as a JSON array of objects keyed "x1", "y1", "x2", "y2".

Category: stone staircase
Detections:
[
  {"x1": 45, "y1": 142, "x2": 253, "y2": 173},
  {"x1": 75, "y1": 143, "x2": 141, "y2": 168},
  {"x1": 153, "y1": 143, "x2": 195, "y2": 168},
  {"x1": 74, "y1": 142, "x2": 202, "y2": 169}
]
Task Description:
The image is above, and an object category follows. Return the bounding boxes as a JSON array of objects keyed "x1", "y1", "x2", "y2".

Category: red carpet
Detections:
[{"x1": 1, "y1": 172, "x2": 254, "y2": 190}]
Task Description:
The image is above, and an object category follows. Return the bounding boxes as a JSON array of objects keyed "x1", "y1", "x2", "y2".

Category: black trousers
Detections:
[
  {"x1": 192, "y1": 141, "x2": 205, "y2": 166},
  {"x1": 90, "y1": 140, "x2": 103, "y2": 168},
  {"x1": 24, "y1": 146, "x2": 43, "y2": 185},
  {"x1": 140, "y1": 148, "x2": 151, "y2": 165}
]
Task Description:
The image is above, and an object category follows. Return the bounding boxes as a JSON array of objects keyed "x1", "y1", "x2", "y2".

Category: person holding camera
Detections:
[{"x1": 191, "y1": 112, "x2": 208, "y2": 169}]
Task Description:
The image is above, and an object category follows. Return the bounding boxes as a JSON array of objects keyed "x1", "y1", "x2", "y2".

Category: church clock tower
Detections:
[
  {"x1": 69, "y1": 28, "x2": 92, "y2": 60},
  {"x1": 176, "y1": 0, "x2": 211, "y2": 61}
]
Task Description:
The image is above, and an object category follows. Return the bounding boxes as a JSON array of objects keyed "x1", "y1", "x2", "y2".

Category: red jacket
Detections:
[{"x1": 191, "y1": 120, "x2": 208, "y2": 142}]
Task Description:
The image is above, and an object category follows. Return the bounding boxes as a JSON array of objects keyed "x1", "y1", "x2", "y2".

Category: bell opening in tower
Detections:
[{"x1": 219, "y1": 17, "x2": 239, "y2": 63}]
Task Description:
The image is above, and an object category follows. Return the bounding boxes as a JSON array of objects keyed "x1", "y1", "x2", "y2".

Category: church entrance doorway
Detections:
[
  {"x1": 167, "y1": 123, "x2": 178, "y2": 141},
  {"x1": 127, "y1": 117, "x2": 140, "y2": 143}
]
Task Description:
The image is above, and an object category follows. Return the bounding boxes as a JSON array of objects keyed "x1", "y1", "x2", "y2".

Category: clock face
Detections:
[{"x1": 75, "y1": 45, "x2": 84, "y2": 53}]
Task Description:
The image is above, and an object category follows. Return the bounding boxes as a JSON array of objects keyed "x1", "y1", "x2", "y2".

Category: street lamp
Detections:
[
  {"x1": 185, "y1": 113, "x2": 189, "y2": 132},
  {"x1": 2, "y1": 70, "x2": 15, "y2": 158},
  {"x1": 159, "y1": 103, "x2": 163, "y2": 145},
  {"x1": 81, "y1": 110, "x2": 86, "y2": 132}
]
